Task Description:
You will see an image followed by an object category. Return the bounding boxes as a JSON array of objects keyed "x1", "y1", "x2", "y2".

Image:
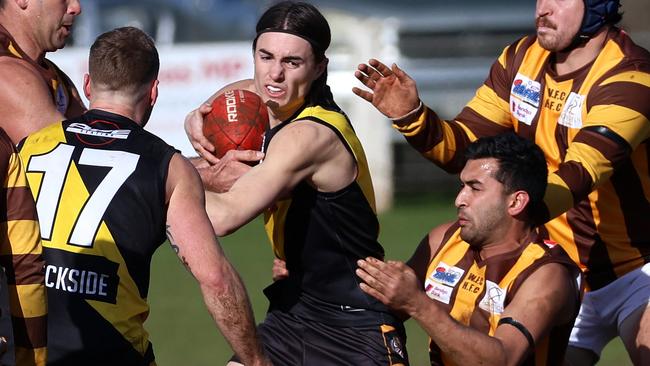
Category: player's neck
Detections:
[
  {"x1": 89, "y1": 101, "x2": 143, "y2": 126},
  {"x1": 477, "y1": 223, "x2": 534, "y2": 261},
  {"x1": 553, "y1": 27, "x2": 610, "y2": 76}
]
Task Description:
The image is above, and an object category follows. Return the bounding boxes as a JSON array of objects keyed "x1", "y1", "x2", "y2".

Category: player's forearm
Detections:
[
  {"x1": 393, "y1": 107, "x2": 471, "y2": 174},
  {"x1": 410, "y1": 294, "x2": 508, "y2": 366},
  {"x1": 200, "y1": 262, "x2": 268, "y2": 365}
]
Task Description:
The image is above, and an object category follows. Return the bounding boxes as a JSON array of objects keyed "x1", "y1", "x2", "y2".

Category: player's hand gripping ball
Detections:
[{"x1": 203, "y1": 89, "x2": 270, "y2": 158}]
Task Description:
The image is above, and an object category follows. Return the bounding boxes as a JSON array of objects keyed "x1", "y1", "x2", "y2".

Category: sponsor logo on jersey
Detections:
[
  {"x1": 510, "y1": 73, "x2": 541, "y2": 125},
  {"x1": 558, "y1": 92, "x2": 584, "y2": 128},
  {"x1": 511, "y1": 74, "x2": 541, "y2": 107},
  {"x1": 424, "y1": 280, "x2": 454, "y2": 304},
  {"x1": 67, "y1": 123, "x2": 131, "y2": 139},
  {"x1": 55, "y1": 83, "x2": 68, "y2": 114},
  {"x1": 478, "y1": 280, "x2": 506, "y2": 315},
  {"x1": 510, "y1": 98, "x2": 538, "y2": 126},
  {"x1": 430, "y1": 261, "x2": 465, "y2": 287},
  {"x1": 44, "y1": 248, "x2": 120, "y2": 304},
  {"x1": 543, "y1": 239, "x2": 558, "y2": 248}
]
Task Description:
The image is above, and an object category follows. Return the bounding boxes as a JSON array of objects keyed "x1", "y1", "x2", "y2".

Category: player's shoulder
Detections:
[
  {"x1": 0, "y1": 57, "x2": 51, "y2": 102},
  {"x1": 427, "y1": 221, "x2": 457, "y2": 253},
  {"x1": 0, "y1": 55, "x2": 42, "y2": 79}
]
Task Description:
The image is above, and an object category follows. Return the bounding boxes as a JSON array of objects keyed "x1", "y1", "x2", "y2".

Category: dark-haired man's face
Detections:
[
  {"x1": 535, "y1": 0, "x2": 584, "y2": 51},
  {"x1": 455, "y1": 158, "x2": 509, "y2": 247},
  {"x1": 31, "y1": 0, "x2": 82, "y2": 53},
  {"x1": 253, "y1": 32, "x2": 324, "y2": 124}
]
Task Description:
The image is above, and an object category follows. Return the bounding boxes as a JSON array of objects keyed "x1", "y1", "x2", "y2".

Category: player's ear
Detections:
[
  {"x1": 149, "y1": 79, "x2": 159, "y2": 106},
  {"x1": 314, "y1": 57, "x2": 328, "y2": 81},
  {"x1": 508, "y1": 190, "x2": 530, "y2": 217},
  {"x1": 82, "y1": 73, "x2": 92, "y2": 100}
]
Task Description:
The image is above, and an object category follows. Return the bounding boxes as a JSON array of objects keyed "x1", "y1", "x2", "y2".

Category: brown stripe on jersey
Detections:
[
  {"x1": 484, "y1": 60, "x2": 511, "y2": 102},
  {"x1": 436, "y1": 222, "x2": 461, "y2": 259},
  {"x1": 403, "y1": 107, "x2": 446, "y2": 152},
  {"x1": 11, "y1": 315, "x2": 47, "y2": 348},
  {"x1": 589, "y1": 81, "x2": 650, "y2": 120},
  {"x1": 574, "y1": 127, "x2": 631, "y2": 163},
  {"x1": 0, "y1": 254, "x2": 45, "y2": 285},
  {"x1": 456, "y1": 107, "x2": 511, "y2": 138},
  {"x1": 565, "y1": 198, "x2": 600, "y2": 275},
  {"x1": 510, "y1": 36, "x2": 538, "y2": 77},
  {"x1": 608, "y1": 155, "x2": 650, "y2": 251},
  {"x1": 583, "y1": 233, "x2": 618, "y2": 290},
  {"x1": 554, "y1": 161, "x2": 594, "y2": 203},
  {"x1": 0, "y1": 187, "x2": 38, "y2": 221},
  {"x1": 555, "y1": 123, "x2": 570, "y2": 162}
]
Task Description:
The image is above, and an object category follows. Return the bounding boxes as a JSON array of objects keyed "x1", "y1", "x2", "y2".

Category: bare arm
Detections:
[
  {"x1": 184, "y1": 79, "x2": 255, "y2": 162},
  {"x1": 357, "y1": 258, "x2": 575, "y2": 366},
  {"x1": 165, "y1": 154, "x2": 269, "y2": 366},
  {"x1": 0, "y1": 59, "x2": 67, "y2": 143},
  {"x1": 207, "y1": 120, "x2": 350, "y2": 236}
]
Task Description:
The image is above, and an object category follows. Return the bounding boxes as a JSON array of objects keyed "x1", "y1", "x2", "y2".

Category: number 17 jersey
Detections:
[{"x1": 18, "y1": 109, "x2": 177, "y2": 366}]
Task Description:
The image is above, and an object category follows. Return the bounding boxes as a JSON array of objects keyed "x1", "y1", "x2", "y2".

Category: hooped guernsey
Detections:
[
  {"x1": 262, "y1": 104, "x2": 397, "y2": 326},
  {"x1": 395, "y1": 28, "x2": 650, "y2": 291},
  {"x1": 0, "y1": 24, "x2": 80, "y2": 117},
  {"x1": 18, "y1": 110, "x2": 177, "y2": 366},
  {"x1": 425, "y1": 223, "x2": 580, "y2": 366},
  {"x1": 0, "y1": 128, "x2": 47, "y2": 366}
]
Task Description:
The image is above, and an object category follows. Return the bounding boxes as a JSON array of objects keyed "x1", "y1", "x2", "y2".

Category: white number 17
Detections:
[{"x1": 27, "y1": 144, "x2": 139, "y2": 247}]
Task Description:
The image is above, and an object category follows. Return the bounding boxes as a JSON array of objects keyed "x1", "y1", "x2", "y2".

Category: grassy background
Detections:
[{"x1": 147, "y1": 193, "x2": 630, "y2": 365}]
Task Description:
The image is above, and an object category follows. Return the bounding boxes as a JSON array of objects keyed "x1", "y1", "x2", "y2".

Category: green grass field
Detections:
[{"x1": 147, "y1": 193, "x2": 630, "y2": 365}]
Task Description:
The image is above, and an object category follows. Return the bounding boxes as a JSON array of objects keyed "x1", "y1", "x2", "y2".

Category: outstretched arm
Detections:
[
  {"x1": 165, "y1": 154, "x2": 269, "y2": 366},
  {"x1": 357, "y1": 257, "x2": 576, "y2": 366}
]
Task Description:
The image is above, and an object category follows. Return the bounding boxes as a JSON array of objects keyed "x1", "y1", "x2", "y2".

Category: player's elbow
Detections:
[
  {"x1": 211, "y1": 218, "x2": 237, "y2": 237},
  {"x1": 196, "y1": 266, "x2": 231, "y2": 296},
  {"x1": 207, "y1": 208, "x2": 239, "y2": 237}
]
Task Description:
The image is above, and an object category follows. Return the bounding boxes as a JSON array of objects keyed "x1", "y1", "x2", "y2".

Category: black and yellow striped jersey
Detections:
[
  {"x1": 425, "y1": 223, "x2": 579, "y2": 366},
  {"x1": 0, "y1": 128, "x2": 47, "y2": 366},
  {"x1": 19, "y1": 110, "x2": 176, "y2": 366},
  {"x1": 262, "y1": 104, "x2": 396, "y2": 326},
  {"x1": 395, "y1": 28, "x2": 650, "y2": 290}
]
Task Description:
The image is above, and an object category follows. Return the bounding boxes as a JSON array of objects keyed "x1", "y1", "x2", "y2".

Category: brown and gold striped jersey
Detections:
[
  {"x1": 0, "y1": 128, "x2": 47, "y2": 366},
  {"x1": 395, "y1": 28, "x2": 650, "y2": 290},
  {"x1": 424, "y1": 223, "x2": 579, "y2": 366}
]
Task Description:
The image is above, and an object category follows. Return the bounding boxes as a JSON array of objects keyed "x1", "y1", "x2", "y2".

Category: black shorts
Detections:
[{"x1": 233, "y1": 310, "x2": 409, "y2": 365}]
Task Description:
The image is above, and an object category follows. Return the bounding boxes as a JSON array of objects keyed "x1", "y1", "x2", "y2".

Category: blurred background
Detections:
[{"x1": 50, "y1": 0, "x2": 649, "y2": 364}]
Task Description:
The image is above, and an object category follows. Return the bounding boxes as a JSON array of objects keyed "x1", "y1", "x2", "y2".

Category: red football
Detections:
[{"x1": 203, "y1": 89, "x2": 269, "y2": 158}]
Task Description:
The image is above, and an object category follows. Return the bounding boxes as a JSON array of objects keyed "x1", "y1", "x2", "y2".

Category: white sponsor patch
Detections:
[
  {"x1": 511, "y1": 73, "x2": 542, "y2": 107},
  {"x1": 424, "y1": 280, "x2": 454, "y2": 304},
  {"x1": 428, "y1": 261, "x2": 465, "y2": 287},
  {"x1": 66, "y1": 123, "x2": 131, "y2": 139},
  {"x1": 558, "y1": 92, "x2": 584, "y2": 129},
  {"x1": 478, "y1": 280, "x2": 507, "y2": 315},
  {"x1": 510, "y1": 98, "x2": 538, "y2": 125}
]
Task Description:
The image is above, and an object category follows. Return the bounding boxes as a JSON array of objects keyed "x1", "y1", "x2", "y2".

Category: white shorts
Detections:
[{"x1": 569, "y1": 262, "x2": 650, "y2": 355}]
